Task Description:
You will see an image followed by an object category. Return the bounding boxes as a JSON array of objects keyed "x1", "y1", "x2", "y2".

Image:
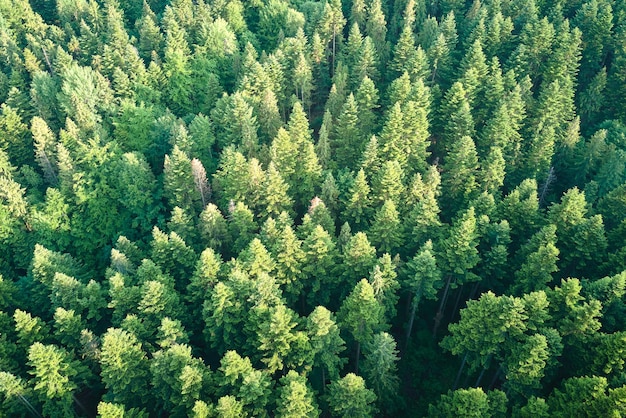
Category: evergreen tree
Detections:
[
  {"x1": 338, "y1": 279, "x2": 384, "y2": 373},
  {"x1": 368, "y1": 200, "x2": 403, "y2": 254},
  {"x1": 326, "y1": 373, "x2": 377, "y2": 417},
  {"x1": 100, "y1": 328, "x2": 150, "y2": 409},
  {"x1": 261, "y1": 162, "x2": 293, "y2": 219},
  {"x1": 333, "y1": 93, "x2": 361, "y2": 169},
  {"x1": 302, "y1": 225, "x2": 340, "y2": 307},
  {"x1": 355, "y1": 76, "x2": 380, "y2": 137},
  {"x1": 404, "y1": 240, "x2": 443, "y2": 345},
  {"x1": 345, "y1": 169, "x2": 372, "y2": 229},
  {"x1": 276, "y1": 371, "x2": 320, "y2": 418},
  {"x1": 441, "y1": 136, "x2": 479, "y2": 218},
  {"x1": 361, "y1": 332, "x2": 400, "y2": 414}
]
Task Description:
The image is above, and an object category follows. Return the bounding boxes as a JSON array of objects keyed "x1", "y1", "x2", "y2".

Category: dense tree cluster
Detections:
[{"x1": 1, "y1": 0, "x2": 626, "y2": 416}]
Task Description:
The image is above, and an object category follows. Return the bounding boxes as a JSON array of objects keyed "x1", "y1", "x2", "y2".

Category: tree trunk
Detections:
[
  {"x1": 433, "y1": 275, "x2": 453, "y2": 338},
  {"x1": 453, "y1": 353, "x2": 467, "y2": 390},
  {"x1": 331, "y1": 25, "x2": 337, "y2": 76},
  {"x1": 469, "y1": 281, "x2": 480, "y2": 301},
  {"x1": 488, "y1": 365, "x2": 503, "y2": 390},
  {"x1": 475, "y1": 367, "x2": 487, "y2": 388},
  {"x1": 450, "y1": 283, "x2": 465, "y2": 322},
  {"x1": 405, "y1": 288, "x2": 422, "y2": 350},
  {"x1": 355, "y1": 341, "x2": 361, "y2": 374}
]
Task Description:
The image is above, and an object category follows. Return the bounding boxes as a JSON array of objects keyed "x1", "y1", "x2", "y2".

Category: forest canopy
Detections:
[{"x1": 1, "y1": 0, "x2": 626, "y2": 416}]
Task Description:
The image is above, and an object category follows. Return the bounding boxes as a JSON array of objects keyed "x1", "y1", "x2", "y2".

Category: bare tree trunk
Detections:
[
  {"x1": 475, "y1": 367, "x2": 487, "y2": 388},
  {"x1": 331, "y1": 25, "x2": 337, "y2": 76},
  {"x1": 405, "y1": 288, "x2": 422, "y2": 350},
  {"x1": 453, "y1": 353, "x2": 467, "y2": 390},
  {"x1": 450, "y1": 283, "x2": 465, "y2": 322},
  {"x1": 41, "y1": 47, "x2": 54, "y2": 75},
  {"x1": 488, "y1": 365, "x2": 503, "y2": 390},
  {"x1": 433, "y1": 275, "x2": 453, "y2": 338}
]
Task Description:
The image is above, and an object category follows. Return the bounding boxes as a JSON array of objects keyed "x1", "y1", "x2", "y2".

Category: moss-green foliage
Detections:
[{"x1": 1, "y1": 0, "x2": 626, "y2": 416}]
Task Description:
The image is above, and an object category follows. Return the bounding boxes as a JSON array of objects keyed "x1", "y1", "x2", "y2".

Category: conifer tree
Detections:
[
  {"x1": 100, "y1": 328, "x2": 150, "y2": 409},
  {"x1": 302, "y1": 225, "x2": 340, "y2": 307},
  {"x1": 333, "y1": 93, "x2": 361, "y2": 169},
  {"x1": 326, "y1": 373, "x2": 377, "y2": 417},
  {"x1": 361, "y1": 332, "x2": 401, "y2": 414},
  {"x1": 365, "y1": 0, "x2": 389, "y2": 67},
  {"x1": 404, "y1": 240, "x2": 442, "y2": 345},
  {"x1": 355, "y1": 76, "x2": 380, "y2": 137},
  {"x1": 163, "y1": 145, "x2": 200, "y2": 214},
  {"x1": 261, "y1": 162, "x2": 293, "y2": 219},
  {"x1": 27, "y1": 342, "x2": 82, "y2": 418},
  {"x1": 355, "y1": 37, "x2": 380, "y2": 83},
  {"x1": 441, "y1": 136, "x2": 479, "y2": 218},
  {"x1": 341, "y1": 232, "x2": 377, "y2": 291},
  {"x1": 404, "y1": 167, "x2": 442, "y2": 248},
  {"x1": 276, "y1": 371, "x2": 320, "y2": 418},
  {"x1": 369, "y1": 253, "x2": 400, "y2": 322},
  {"x1": 372, "y1": 160, "x2": 405, "y2": 206},
  {"x1": 345, "y1": 169, "x2": 372, "y2": 230},
  {"x1": 512, "y1": 225, "x2": 560, "y2": 295},
  {"x1": 319, "y1": 0, "x2": 346, "y2": 73},
  {"x1": 438, "y1": 82, "x2": 475, "y2": 155},
  {"x1": 31, "y1": 117, "x2": 58, "y2": 186},
  {"x1": 338, "y1": 279, "x2": 384, "y2": 373},
  {"x1": 228, "y1": 202, "x2": 258, "y2": 255},
  {"x1": 368, "y1": 200, "x2": 403, "y2": 254}
]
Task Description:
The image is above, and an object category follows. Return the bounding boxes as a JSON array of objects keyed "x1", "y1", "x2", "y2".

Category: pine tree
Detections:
[
  {"x1": 441, "y1": 136, "x2": 479, "y2": 219},
  {"x1": 404, "y1": 240, "x2": 442, "y2": 345},
  {"x1": 338, "y1": 279, "x2": 384, "y2": 373},
  {"x1": 355, "y1": 37, "x2": 380, "y2": 83},
  {"x1": 512, "y1": 225, "x2": 560, "y2": 295},
  {"x1": 274, "y1": 225, "x2": 305, "y2": 305},
  {"x1": 164, "y1": 145, "x2": 201, "y2": 215},
  {"x1": 199, "y1": 204, "x2": 230, "y2": 251},
  {"x1": 478, "y1": 146, "x2": 506, "y2": 195},
  {"x1": 261, "y1": 162, "x2": 293, "y2": 219},
  {"x1": 100, "y1": 328, "x2": 150, "y2": 409},
  {"x1": 372, "y1": 160, "x2": 405, "y2": 206},
  {"x1": 344, "y1": 23, "x2": 364, "y2": 83},
  {"x1": 361, "y1": 332, "x2": 400, "y2": 414},
  {"x1": 31, "y1": 117, "x2": 58, "y2": 186},
  {"x1": 319, "y1": 0, "x2": 346, "y2": 74},
  {"x1": 366, "y1": 0, "x2": 389, "y2": 67},
  {"x1": 368, "y1": 200, "x2": 403, "y2": 254},
  {"x1": 326, "y1": 373, "x2": 377, "y2": 417},
  {"x1": 27, "y1": 342, "x2": 82, "y2": 418},
  {"x1": 276, "y1": 371, "x2": 320, "y2": 417},
  {"x1": 342, "y1": 232, "x2": 377, "y2": 291},
  {"x1": 438, "y1": 82, "x2": 475, "y2": 155},
  {"x1": 369, "y1": 253, "x2": 400, "y2": 322},
  {"x1": 333, "y1": 93, "x2": 361, "y2": 169},
  {"x1": 351, "y1": 0, "x2": 367, "y2": 28},
  {"x1": 228, "y1": 202, "x2": 258, "y2": 255},
  {"x1": 255, "y1": 303, "x2": 298, "y2": 373},
  {"x1": 438, "y1": 207, "x2": 481, "y2": 284},
  {"x1": 404, "y1": 168, "x2": 442, "y2": 249},
  {"x1": 392, "y1": 23, "x2": 417, "y2": 76},
  {"x1": 187, "y1": 247, "x2": 223, "y2": 306},
  {"x1": 355, "y1": 76, "x2": 380, "y2": 137},
  {"x1": 378, "y1": 102, "x2": 407, "y2": 167},
  {"x1": 345, "y1": 169, "x2": 372, "y2": 229}
]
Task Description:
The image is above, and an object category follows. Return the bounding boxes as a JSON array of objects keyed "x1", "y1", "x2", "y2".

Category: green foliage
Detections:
[
  {"x1": 428, "y1": 388, "x2": 507, "y2": 418},
  {"x1": 3, "y1": 0, "x2": 626, "y2": 416},
  {"x1": 326, "y1": 373, "x2": 377, "y2": 417}
]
